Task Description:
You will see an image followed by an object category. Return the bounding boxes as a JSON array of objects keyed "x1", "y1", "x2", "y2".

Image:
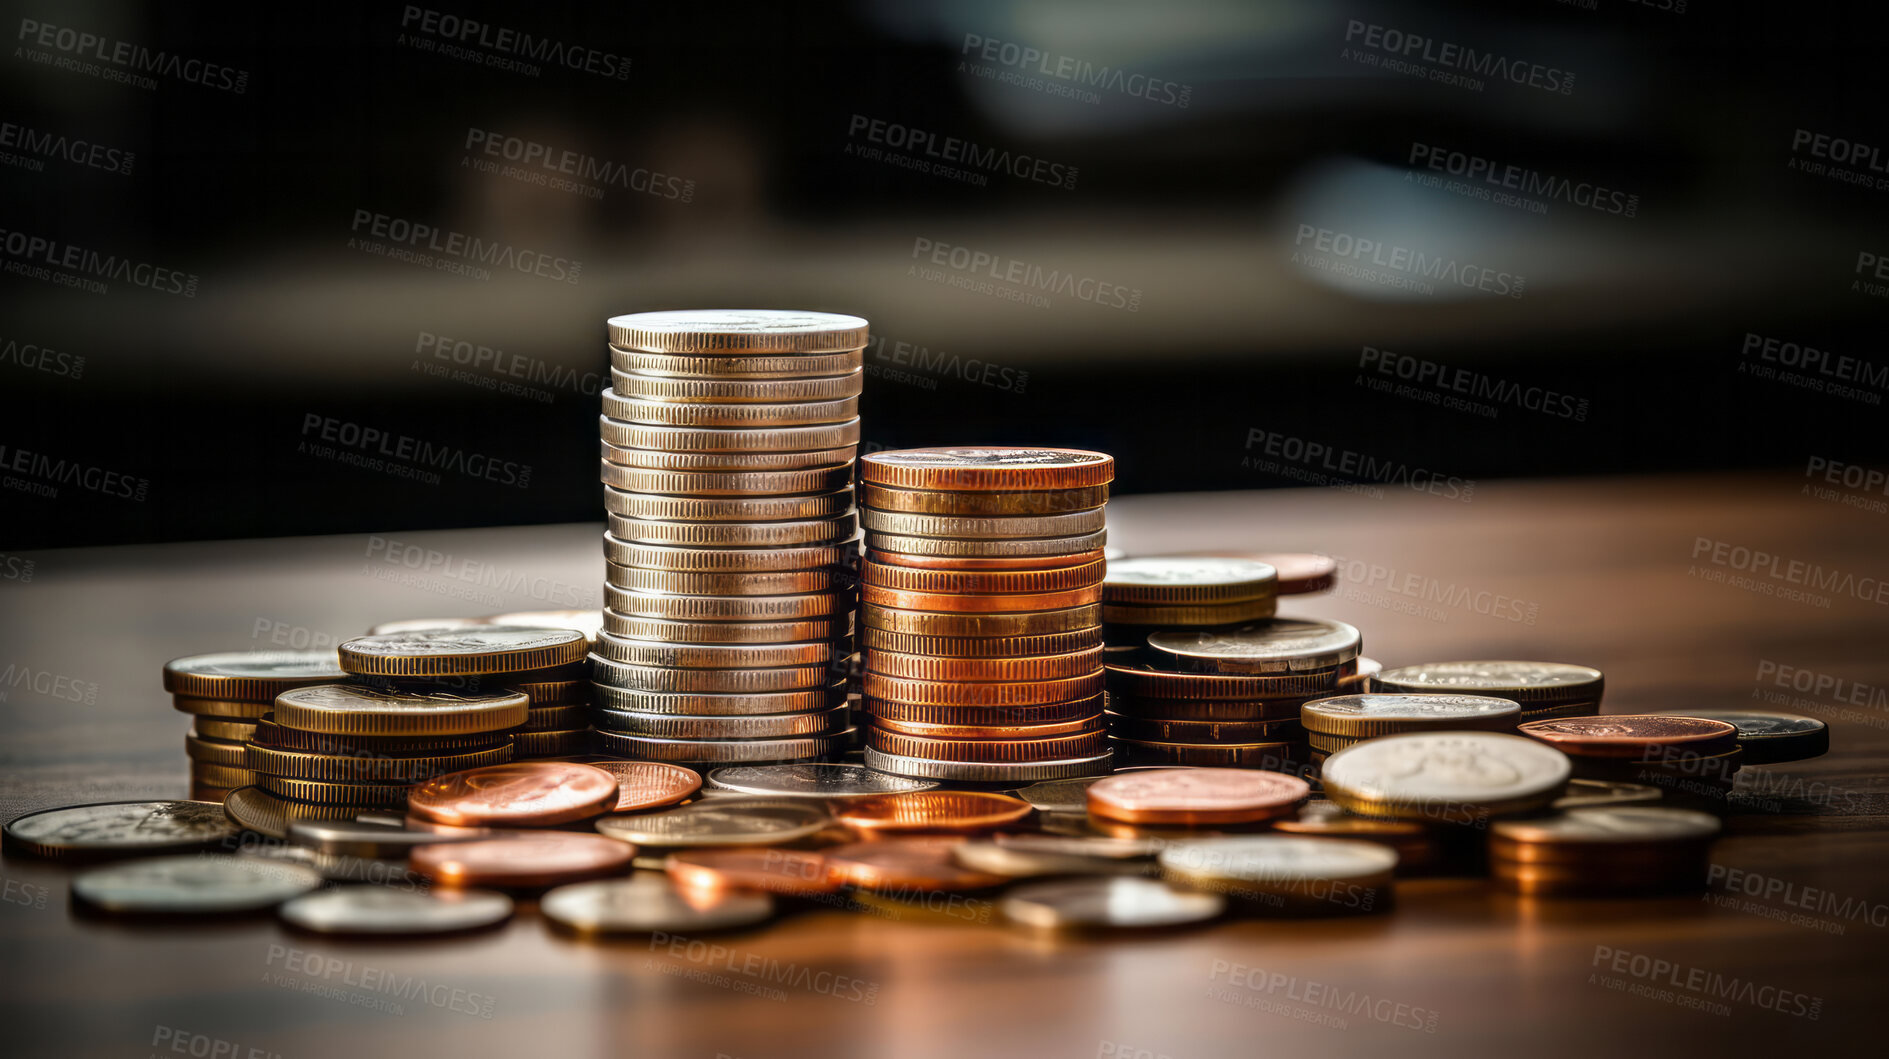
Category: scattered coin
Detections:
[
  {"x1": 408, "y1": 762, "x2": 621, "y2": 827},
  {"x1": 279, "y1": 886, "x2": 514, "y2": 934},
  {"x1": 1371, "y1": 660, "x2": 1604, "y2": 704},
  {"x1": 954, "y1": 840, "x2": 1158, "y2": 879},
  {"x1": 835, "y1": 791, "x2": 1034, "y2": 834},
  {"x1": 4, "y1": 801, "x2": 240, "y2": 860},
  {"x1": 1650, "y1": 709, "x2": 1829, "y2": 763},
  {"x1": 595, "y1": 798, "x2": 831, "y2": 847},
  {"x1": 588, "y1": 761, "x2": 704, "y2": 812},
  {"x1": 284, "y1": 818, "x2": 492, "y2": 858},
  {"x1": 1087, "y1": 768, "x2": 1309, "y2": 826},
  {"x1": 824, "y1": 837, "x2": 1008, "y2": 892},
  {"x1": 1517, "y1": 715, "x2": 1738, "y2": 758},
  {"x1": 704, "y1": 763, "x2": 940, "y2": 799},
  {"x1": 1301, "y1": 693, "x2": 1521, "y2": 737},
  {"x1": 72, "y1": 855, "x2": 322, "y2": 914},
  {"x1": 1158, "y1": 836, "x2": 1397, "y2": 915},
  {"x1": 412, "y1": 833, "x2": 635, "y2": 888},
  {"x1": 543, "y1": 871, "x2": 776, "y2": 934},
  {"x1": 1001, "y1": 876, "x2": 1224, "y2": 929},
  {"x1": 665, "y1": 848, "x2": 839, "y2": 895}
]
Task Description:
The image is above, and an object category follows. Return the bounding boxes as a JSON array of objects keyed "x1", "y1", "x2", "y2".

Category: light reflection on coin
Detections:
[
  {"x1": 278, "y1": 886, "x2": 513, "y2": 935},
  {"x1": 3, "y1": 801, "x2": 240, "y2": 860},
  {"x1": 590, "y1": 761, "x2": 703, "y2": 812},
  {"x1": 1002, "y1": 876, "x2": 1224, "y2": 930},
  {"x1": 1320, "y1": 732, "x2": 1571, "y2": 821},
  {"x1": 72, "y1": 855, "x2": 322, "y2": 913},
  {"x1": 286, "y1": 819, "x2": 493, "y2": 858},
  {"x1": 543, "y1": 871, "x2": 775, "y2": 934},
  {"x1": 1372, "y1": 660, "x2": 1603, "y2": 701},
  {"x1": 596, "y1": 798, "x2": 831, "y2": 847},
  {"x1": 953, "y1": 839, "x2": 1157, "y2": 879},
  {"x1": 1146, "y1": 619, "x2": 1361, "y2": 674},
  {"x1": 704, "y1": 763, "x2": 939, "y2": 799}
]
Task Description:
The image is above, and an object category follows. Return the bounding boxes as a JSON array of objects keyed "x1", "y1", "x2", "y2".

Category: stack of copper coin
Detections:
[
  {"x1": 161, "y1": 650, "x2": 347, "y2": 801},
  {"x1": 856, "y1": 447, "x2": 1115, "y2": 783},
  {"x1": 1488, "y1": 806, "x2": 1721, "y2": 896},
  {"x1": 1105, "y1": 617, "x2": 1362, "y2": 770},
  {"x1": 1517, "y1": 714, "x2": 1742, "y2": 811},
  {"x1": 1299, "y1": 693, "x2": 1521, "y2": 766},
  {"x1": 227, "y1": 683, "x2": 526, "y2": 834},
  {"x1": 1101, "y1": 556, "x2": 1279, "y2": 652},
  {"x1": 594, "y1": 310, "x2": 864, "y2": 766},
  {"x1": 1371, "y1": 660, "x2": 1604, "y2": 723}
]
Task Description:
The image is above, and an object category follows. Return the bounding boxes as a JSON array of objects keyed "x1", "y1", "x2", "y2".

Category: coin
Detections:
[
  {"x1": 1105, "y1": 662, "x2": 1350, "y2": 699},
  {"x1": 511, "y1": 729, "x2": 592, "y2": 757},
  {"x1": 866, "y1": 728, "x2": 1108, "y2": 763},
  {"x1": 72, "y1": 855, "x2": 323, "y2": 914},
  {"x1": 593, "y1": 681, "x2": 845, "y2": 716},
  {"x1": 1336, "y1": 656, "x2": 1382, "y2": 692},
  {"x1": 609, "y1": 367, "x2": 863, "y2": 403},
  {"x1": 1105, "y1": 713, "x2": 1303, "y2": 743},
  {"x1": 860, "y1": 508, "x2": 1107, "y2": 540},
  {"x1": 1158, "y1": 836, "x2": 1396, "y2": 914},
  {"x1": 600, "y1": 587, "x2": 850, "y2": 624},
  {"x1": 860, "y1": 483, "x2": 1110, "y2": 516},
  {"x1": 254, "y1": 775, "x2": 410, "y2": 808},
  {"x1": 598, "y1": 416, "x2": 861, "y2": 454},
  {"x1": 545, "y1": 871, "x2": 776, "y2": 934},
  {"x1": 859, "y1": 628, "x2": 1103, "y2": 660},
  {"x1": 603, "y1": 613, "x2": 852, "y2": 647},
  {"x1": 595, "y1": 705, "x2": 849, "y2": 740},
  {"x1": 951, "y1": 840, "x2": 1145, "y2": 879},
  {"x1": 162, "y1": 651, "x2": 347, "y2": 702},
  {"x1": 1146, "y1": 619, "x2": 1363, "y2": 674},
  {"x1": 3, "y1": 801, "x2": 240, "y2": 860},
  {"x1": 250, "y1": 718, "x2": 510, "y2": 755},
  {"x1": 1320, "y1": 731, "x2": 1572, "y2": 822},
  {"x1": 1014, "y1": 776, "x2": 1117, "y2": 813},
  {"x1": 993, "y1": 831, "x2": 1171, "y2": 858},
  {"x1": 863, "y1": 671, "x2": 1103, "y2": 707},
  {"x1": 835, "y1": 791, "x2": 1032, "y2": 834},
  {"x1": 1103, "y1": 599, "x2": 1278, "y2": 626},
  {"x1": 1103, "y1": 557, "x2": 1278, "y2": 606},
  {"x1": 171, "y1": 695, "x2": 275, "y2": 719},
  {"x1": 860, "y1": 558, "x2": 1104, "y2": 596},
  {"x1": 599, "y1": 460, "x2": 853, "y2": 497},
  {"x1": 185, "y1": 733, "x2": 247, "y2": 767},
  {"x1": 609, "y1": 309, "x2": 870, "y2": 353},
  {"x1": 610, "y1": 345, "x2": 863, "y2": 378},
  {"x1": 408, "y1": 763, "x2": 620, "y2": 826},
  {"x1": 1176, "y1": 551, "x2": 1337, "y2": 595},
  {"x1": 1490, "y1": 806, "x2": 1720, "y2": 853},
  {"x1": 279, "y1": 886, "x2": 513, "y2": 935},
  {"x1": 1301, "y1": 694, "x2": 1521, "y2": 737},
  {"x1": 862, "y1": 748, "x2": 1114, "y2": 782},
  {"x1": 603, "y1": 487, "x2": 854, "y2": 526},
  {"x1": 823, "y1": 837, "x2": 1007, "y2": 891},
  {"x1": 1270, "y1": 801, "x2": 1437, "y2": 871},
  {"x1": 1001, "y1": 876, "x2": 1223, "y2": 929},
  {"x1": 244, "y1": 743, "x2": 513, "y2": 784},
  {"x1": 863, "y1": 647, "x2": 1104, "y2": 684},
  {"x1": 665, "y1": 849, "x2": 839, "y2": 895},
  {"x1": 866, "y1": 695, "x2": 1103, "y2": 728},
  {"x1": 592, "y1": 728, "x2": 852, "y2": 763},
  {"x1": 1517, "y1": 716, "x2": 1738, "y2": 758},
  {"x1": 220, "y1": 786, "x2": 361, "y2": 839},
  {"x1": 279, "y1": 818, "x2": 483, "y2": 857},
  {"x1": 590, "y1": 655, "x2": 833, "y2": 693},
  {"x1": 1106, "y1": 694, "x2": 1310, "y2": 722},
  {"x1": 605, "y1": 514, "x2": 856, "y2": 548},
  {"x1": 1650, "y1": 708, "x2": 1829, "y2": 763},
  {"x1": 860, "y1": 448, "x2": 1114, "y2": 491},
  {"x1": 339, "y1": 628, "x2": 588, "y2": 678},
  {"x1": 601, "y1": 438, "x2": 857, "y2": 473},
  {"x1": 586, "y1": 762, "x2": 704, "y2": 812},
  {"x1": 595, "y1": 798, "x2": 831, "y2": 846},
  {"x1": 867, "y1": 547, "x2": 1109, "y2": 572},
  {"x1": 1372, "y1": 660, "x2": 1604, "y2": 702},
  {"x1": 867, "y1": 529, "x2": 1109, "y2": 559},
  {"x1": 1550, "y1": 778, "x2": 1665, "y2": 810},
  {"x1": 1112, "y1": 737, "x2": 1306, "y2": 770},
  {"x1": 861, "y1": 603, "x2": 1101, "y2": 637},
  {"x1": 192, "y1": 717, "x2": 260, "y2": 742},
  {"x1": 603, "y1": 390, "x2": 859, "y2": 427},
  {"x1": 1087, "y1": 768, "x2": 1309, "y2": 826},
  {"x1": 704, "y1": 763, "x2": 939, "y2": 799},
  {"x1": 412, "y1": 833, "x2": 635, "y2": 888},
  {"x1": 272, "y1": 684, "x2": 529, "y2": 736}
]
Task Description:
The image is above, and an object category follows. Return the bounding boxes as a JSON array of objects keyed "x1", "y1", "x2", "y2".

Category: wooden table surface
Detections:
[{"x1": 3, "y1": 473, "x2": 1884, "y2": 1058}]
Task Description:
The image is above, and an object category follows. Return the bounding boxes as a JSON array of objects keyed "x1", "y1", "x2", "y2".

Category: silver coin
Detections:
[
  {"x1": 1491, "y1": 806, "x2": 1721, "y2": 845},
  {"x1": 1146, "y1": 618, "x2": 1361, "y2": 674},
  {"x1": 595, "y1": 798, "x2": 831, "y2": 847},
  {"x1": 1158, "y1": 835, "x2": 1398, "y2": 887},
  {"x1": 705, "y1": 763, "x2": 939, "y2": 799},
  {"x1": 1371, "y1": 660, "x2": 1603, "y2": 701},
  {"x1": 543, "y1": 871, "x2": 774, "y2": 934},
  {"x1": 279, "y1": 886, "x2": 513, "y2": 935},
  {"x1": 1320, "y1": 731, "x2": 1571, "y2": 820},
  {"x1": 287, "y1": 819, "x2": 494, "y2": 858},
  {"x1": 954, "y1": 839, "x2": 1157, "y2": 879},
  {"x1": 4, "y1": 801, "x2": 240, "y2": 860},
  {"x1": 1013, "y1": 776, "x2": 1109, "y2": 813},
  {"x1": 72, "y1": 855, "x2": 322, "y2": 913},
  {"x1": 862, "y1": 748, "x2": 1114, "y2": 783},
  {"x1": 1301, "y1": 694, "x2": 1521, "y2": 732},
  {"x1": 1001, "y1": 876, "x2": 1224, "y2": 930}
]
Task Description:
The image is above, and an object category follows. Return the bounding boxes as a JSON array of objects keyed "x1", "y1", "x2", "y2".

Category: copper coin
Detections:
[
  {"x1": 865, "y1": 647, "x2": 1105, "y2": 683},
  {"x1": 835, "y1": 791, "x2": 1034, "y2": 834},
  {"x1": 411, "y1": 833, "x2": 634, "y2": 888},
  {"x1": 859, "y1": 447, "x2": 1115, "y2": 492},
  {"x1": 408, "y1": 763, "x2": 620, "y2": 826},
  {"x1": 824, "y1": 836, "x2": 1008, "y2": 891},
  {"x1": 865, "y1": 547, "x2": 1108, "y2": 572},
  {"x1": 872, "y1": 716, "x2": 1099, "y2": 740},
  {"x1": 864, "y1": 671, "x2": 1104, "y2": 707},
  {"x1": 589, "y1": 761, "x2": 703, "y2": 813},
  {"x1": 1517, "y1": 715, "x2": 1738, "y2": 758},
  {"x1": 665, "y1": 848, "x2": 840, "y2": 895},
  {"x1": 1086, "y1": 768, "x2": 1309, "y2": 826},
  {"x1": 867, "y1": 695, "x2": 1104, "y2": 727},
  {"x1": 860, "y1": 584, "x2": 1103, "y2": 613},
  {"x1": 865, "y1": 727, "x2": 1109, "y2": 763},
  {"x1": 860, "y1": 558, "x2": 1106, "y2": 595}
]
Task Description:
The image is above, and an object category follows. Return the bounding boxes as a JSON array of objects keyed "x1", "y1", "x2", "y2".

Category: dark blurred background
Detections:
[{"x1": 3, "y1": 0, "x2": 1885, "y2": 549}]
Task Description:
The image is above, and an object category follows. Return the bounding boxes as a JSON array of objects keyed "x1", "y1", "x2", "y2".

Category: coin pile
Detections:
[
  {"x1": 162, "y1": 651, "x2": 348, "y2": 801},
  {"x1": 1371, "y1": 660, "x2": 1604, "y2": 723},
  {"x1": 1105, "y1": 617, "x2": 1363, "y2": 770},
  {"x1": 854, "y1": 447, "x2": 1115, "y2": 783},
  {"x1": 593, "y1": 310, "x2": 866, "y2": 766},
  {"x1": 1518, "y1": 714, "x2": 1743, "y2": 810},
  {"x1": 1300, "y1": 693, "x2": 1521, "y2": 765},
  {"x1": 1489, "y1": 806, "x2": 1721, "y2": 896},
  {"x1": 1102, "y1": 556, "x2": 1279, "y2": 649},
  {"x1": 341, "y1": 626, "x2": 592, "y2": 757}
]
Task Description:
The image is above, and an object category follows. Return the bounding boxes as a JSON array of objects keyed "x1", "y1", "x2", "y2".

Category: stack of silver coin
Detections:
[{"x1": 593, "y1": 310, "x2": 865, "y2": 766}]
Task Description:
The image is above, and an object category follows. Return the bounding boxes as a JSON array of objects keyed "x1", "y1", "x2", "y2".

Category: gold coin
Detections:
[
  {"x1": 864, "y1": 646, "x2": 1104, "y2": 682},
  {"x1": 863, "y1": 671, "x2": 1104, "y2": 707},
  {"x1": 607, "y1": 309, "x2": 870, "y2": 354},
  {"x1": 606, "y1": 563, "x2": 844, "y2": 597},
  {"x1": 190, "y1": 762, "x2": 257, "y2": 789},
  {"x1": 162, "y1": 650, "x2": 347, "y2": 702},
  {"x1": 859, "y1": 627, "x2": 1103, "y2": 658},
  {"x1": 602, "y1": 390, "x2": 858, "y2": 427},
  {"x1": 861, "y1": 603, "x2": 1101, "y2": 637},
  {"x1": 192, "y1": 717, "x2": 259, "y2": 742},
  {"x1": 609, "y1": 345, "x2": 864, "y2": 378},
  {"x1": 272, "y1": 684, "x2": 529, "y2": 737},
  {"x1": 244, "y1": 743, "x2": 514, "y2": 783},
  {"x1": 599, "y1": 460, "x2": 852, "y2": 497},
  {"x1": 172, "y1": 695, "x2": 274, "y2": 719},
  {"x1": 605, "y1": 514, "x2": 857, "y2": 548},
  {"x1": 339, "y1": 628, "x2": 588, "y2": 678},
  {"x1": 513, "y1": 678, "x2": 590, "y2": 705},
  {"x1": 1102, "y1": 598, "x2": 1278, "y2": 626},
  {"x1": 859, "y1": 447, "x2": 1115, "y2": 491},
  {"x1": 609, "y1": 367, "x2": 863, "y2": 403},
  {"x1": 601, "y1": 439, "x2": 857, "y2": 472},
  {"x1": 858, "y1": 483, "x2": 1110, "y2": 516},
  {"x1": 597, "y1": 416, "x2": 860, "y2": 454},
  {"x1": 859, "y1": 507, "x2": 1105, "y2": 539},
  {"x1": 602, "y1": 610, "x2": 852, "y2": 644},
  {"x1": 601, "y1": 537, "x2": 855, "y2": 573},
  {"x1": 602, "y1": 485, "x2": 854, "y2": 523},
  {"x1": 593, "y1": 704, "x2": 849, "y2": 740},
  {"x1": 590, "y1": 729, "x2": 852, "y2": 764},
  {"x1": 860, "y1": 557, "x2": 1104, "y2": 595},
  {"x1": 223, "y1": 786, "x2": 361, "y2": 839},
  {"x1": 868, "y1": 529, "x2": 1107, "y2": 559},
  {"x1": 184, "y1": 734, "x2": 247, "y2": 767},
  {"x1": 590, "y1": 655, "x2": 833, "y2": 693},
  {"x1": 602, "y1": 586, "x2": 850, "y2": 623},
  {"x1": 594, "y1": 632, "x2": 845, "y2": 669},
  {"x1": 255, "y1": 775, "x2": 412, "y2": 808},
  {"x1": 594, "y1": 681, "x2": 845, "y2": 716}
]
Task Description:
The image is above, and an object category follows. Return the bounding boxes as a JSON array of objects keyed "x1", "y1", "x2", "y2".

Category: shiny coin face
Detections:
[
  {"x1": 339, "y1": 628, "x2": 588, "y2": 676},
  {"x1": 589, "y1": 762, "x2": 703, "y2": 812},
  {"x1": 1302, "y1": 694, "x2": 1521, "y2": 737},
  {"x1": 608, "y1": 309, "x2": 870, "y2": 352},
  {"x1": 411, "y1": 833, "x2": 635, "y2": 888},
  {"x1": 162, "y1": 651, "x2": 347, "y2": 699},
  {"x1": 410, "y1": 763, "x2": 621, "y2": 827},
  {"x1": 595, "y1": 798, "x2": 831, "y2": 847},
  {"x1": 1001, "y1": 876, "x2": 1223, "y2": 929},
  {"x1": 279, "y1": 886, "x2": 513, "y2": 934},
  {"x1": 72, "y1": 854, "x2": 322, "y2": 913},
  {"x1": 1651, "y1": 708, "x2": 1829, "y2": 763},
  {"x1": 272, "y1": 684, "x2": 529, "y2": 736},
  {"x1": 1145, "y1": 619, "x2": 1361, "y2": 673},
  {"x1": 542, "y1": 871, "x2": 775, "y2": 933},
  {"x1": 835, "y1": 791, "x2": 1033, "y2": 834},
  {"x1": 1102, "y1": 557, "x2": 1277, "y2": 601},
  {"x1": 1158, "y1": 835, "x2": 1398, "y2": 885},
  {"x1": 4, "y1": 801, "x2": 240, "y2": 860},
  {"x1": 705, "y1": 763, "x2": 939, "y2": 799},
  {"x1": 1372, "y1": 660, "x2": 1602, "y2": 697},
  {"x1": 1518, "y1": 715, "x2": 1738, "y2": 758},
  {"x1": 1491, "y1": 806, "x2": 1721, "y2": 845},
  {"x1": 1087, "y1": 768, "x2": 1309, "y2": 826},
  {"x1": 1320, "y1": 732, "x2": 1571, "y2": 818}
]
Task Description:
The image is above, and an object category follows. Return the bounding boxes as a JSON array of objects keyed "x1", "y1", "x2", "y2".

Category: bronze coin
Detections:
[
  {"x1": 408, "y1": 763, "x2": 620, "y2": 826},
  {"x1": 590, "y1": 761, "x2": 704, "y2": 813},
  {"x1": 865, "y1": 547, "x2": 1108, "y2": 572},
  {"x1": 412, "y1": 833, "x2": 634, "y2": 888},
  {"x1": 1517, "y1": 715, "x2": 1738, "y2": 758},
  {"x1": 835, "y1": 791, "x2": 1033, "y2": 834},
  {"x1": 665, "y1": 848, "x2": 839, "y2": 895},
  {"x1": 1087, "y1": 768, "x2": 1309, "y2": 826},
  {"x1": 823, "y1": 837, "x2": 1008, "y2": 891}
]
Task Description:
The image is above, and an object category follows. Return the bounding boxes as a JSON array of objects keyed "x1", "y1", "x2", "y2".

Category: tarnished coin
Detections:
[
  {"x1": 704, "y1": 763, "x2": 939, "y2": 799},
  {"x1": 1372, "y1": 660, "x2": 1604, "y2": 703},
  {"x1": 412, "y1": 833, "x2": 635, "y2": 888},
  {"x1": 409, "y1": 763, "x2": 621, "y2": 826},
  {"x1": 1517, "y1": 715, "x2": 1738, "y2": 758},
  {"x1": 545, "y1": 871, "x2": 776, "y2": 934},
  {"x1": 162, "y1": 651, "x2": 347, "y2": 701},
  {"x1": 481, "y1": 609, "x2": 605, "y2": 644},
  {"x1": 72, "y1": 855, "x2": 322, "y2": 913},
  {"x1": 1158, "y1": 836, "x2": 1396, "y2": 914},
  {"x1": 1651, "y1": 709, "x2": 1829, "y2": 763},
  {"x1": 1002, "y1": 876, "x2": 1223, "y2": 929},
  {"x1": 272, "y1": 684, "x2": 528, "y2": 736},
  {"x1": 279, "y1": 886, "x2": 513, "y2": 934},
  {"x1": 954, "y1": 840, "x2": 1157, "y2": 879},
  {"x1": 835, "y1": 792, "x2": 1032, "y2": 834},
  {"x1": 823, "y1": 837, "x2": 1007, "y2": 891},
  {"x1": 860, "y1": 447, "x2": 1115, "y2": 491},
  {"x1": 1301, "y1": 694, "x2": 1521, "y2": 737},
  {"x1": 4, "y1": 801, "x2": 239, "y2": 860},
  {"x1": 339, "y1": 628, "x2": 588, "y2": 678},
  {"x1": 1087, "y1": 768, "x2": 1309, "y2": 826},
  {"x1": 595, "y1": 798, "x2": 831, "y2": 847},
  {"x1": 665, "y1": 849, "x2": 839, "y2": 895},
  {"x1": 1146, "y1": 619, "x2": 1362, "y2": 674},
  {"x1": 1320, "y1": 731, "x2": 1572, "y2": 822},
  {"x1": 608, "y1": 309, "x2": 870, "y2": 354},
  {"x1": 1103, "y1": 557, "x2": 1278, "y2": 606}
]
